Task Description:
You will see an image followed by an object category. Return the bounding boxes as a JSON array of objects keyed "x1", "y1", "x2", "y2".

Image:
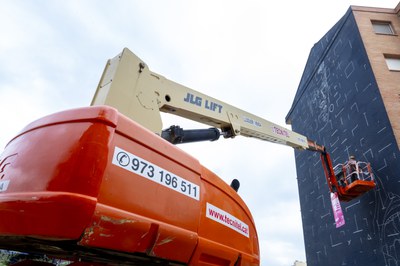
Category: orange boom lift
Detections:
[{"x1": 0, "y1": 48, "x2": 375, "y2": 265}]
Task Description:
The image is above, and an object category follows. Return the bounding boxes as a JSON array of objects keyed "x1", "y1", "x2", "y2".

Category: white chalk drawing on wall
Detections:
[
  {"x1": 372, "y1": 174, "x2": 400, "y2": 266},
  {"x1": 308, "y1": 62, "x2": 333, "y2": 132},
  {"x1": 303, "y1": 58, "x2": 400, "y2": 265}
]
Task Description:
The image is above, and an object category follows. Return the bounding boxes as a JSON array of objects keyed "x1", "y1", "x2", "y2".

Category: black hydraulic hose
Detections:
[{"x1": 161, "y1": 126, "x2": 221, "y2": 144}]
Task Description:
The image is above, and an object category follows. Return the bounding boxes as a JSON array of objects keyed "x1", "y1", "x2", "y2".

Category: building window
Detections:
[
  {"x1": 372, "y1": 21, "x2": 395, "y2": 35},
  {"x1": 384, "y1": 56, "x2": 400, "y2": 71}
]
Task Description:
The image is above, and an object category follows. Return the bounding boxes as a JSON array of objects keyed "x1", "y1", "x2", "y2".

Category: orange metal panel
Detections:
[
  {"x1": 0, "y1": 106, "x2": 260, "y2": 265},
  {"x1": 0, "y1": 192, "x2": 96, "y2": 239},
  {"x1": 0, "y1": 106, "x2": 116, "y2": 240},
  {"x1": 191, "y1": 167, "x2": 260, "y2": 265},
  {"x1": 345, "y1": 180, "x2": 376, "y2": 195},
  {"x1": 80, "y1": 112, "x2": 202, "y2": 263}
]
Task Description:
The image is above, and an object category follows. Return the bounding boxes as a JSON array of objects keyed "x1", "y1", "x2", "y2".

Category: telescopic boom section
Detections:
[{"x1": 91, "y1": 48, "x2": 310, "y2": 149}]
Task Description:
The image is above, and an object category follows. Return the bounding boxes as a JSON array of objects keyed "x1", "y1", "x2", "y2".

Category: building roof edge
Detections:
[
  {"x1": 350, "y1": 5, "x2": 397, "y2": 14},
  {"x1": 285, "y1": 8, "x2": 353, "y2": 124}
]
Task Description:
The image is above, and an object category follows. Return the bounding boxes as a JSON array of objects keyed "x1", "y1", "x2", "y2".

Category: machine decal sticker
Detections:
[
  {"x1": 0, "y1": 180, "x2": 10, "y2": 192},
  {"x1": 206, "y1": 202, "x2": 249, "y2": 238},
  {"x1": 272, "y1": 126, "x2": 290, "y2": 138},
  {"x1": 112, "y1": 146, "x2": 200, "y2": 200},
  {"x1": 243, "y1": 116, "x2": 262, "y2": 127},
  {"x1": 183, "y1": 92, "x2": 223, "y2": 113}
]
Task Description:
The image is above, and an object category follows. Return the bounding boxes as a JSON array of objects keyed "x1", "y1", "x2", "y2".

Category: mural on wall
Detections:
[{"x1": 287, "y1": 9, "x2": 400, "y2": 266}]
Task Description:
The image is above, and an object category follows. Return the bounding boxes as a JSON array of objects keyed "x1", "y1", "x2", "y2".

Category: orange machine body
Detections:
[{"x1": 0, "y1": 106, "x2": 259, "y2": 265}]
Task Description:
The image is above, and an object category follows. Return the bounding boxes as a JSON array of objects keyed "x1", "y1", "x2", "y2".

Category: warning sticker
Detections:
[{"x1": 112, "y1": 146, "x2": 200, "y2": 200}]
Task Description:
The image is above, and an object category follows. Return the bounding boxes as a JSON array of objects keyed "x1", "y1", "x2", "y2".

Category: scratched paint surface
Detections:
[{"x1": 287, "y1": 9, "x2": 400, "y2": 266}]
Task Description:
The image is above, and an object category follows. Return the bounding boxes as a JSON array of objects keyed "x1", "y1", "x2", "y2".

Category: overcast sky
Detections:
[{"x1": 0, "y1": 1, "x2": 398, "y2": 265}]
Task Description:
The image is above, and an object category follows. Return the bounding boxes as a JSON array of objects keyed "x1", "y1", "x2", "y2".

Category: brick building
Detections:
[{"x1": 286, "y1": 2, "x2": 400, "y2": 265}]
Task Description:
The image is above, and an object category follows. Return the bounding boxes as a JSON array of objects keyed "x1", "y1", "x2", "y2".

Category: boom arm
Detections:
[{"x1": 91, "y1": 48, "x2": 310, "y2": 150}]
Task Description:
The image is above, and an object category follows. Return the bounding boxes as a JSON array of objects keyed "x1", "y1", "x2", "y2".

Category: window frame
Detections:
[
  {"x1": 384, "y1": 55, "x2": 400, "y2": 72},
  {"x1": 371, "y1": 20, "x2": 396, "y2": 35}
]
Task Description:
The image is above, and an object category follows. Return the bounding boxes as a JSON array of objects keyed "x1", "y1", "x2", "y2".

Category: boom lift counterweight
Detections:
[{"x1": 0, "y1": 48, "x2": 376, "y2": 265}]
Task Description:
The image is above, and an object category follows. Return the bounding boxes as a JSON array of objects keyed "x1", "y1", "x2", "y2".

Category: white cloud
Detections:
[{"x1": 260, "y1": 238, "x2": 305, "y2": 266}]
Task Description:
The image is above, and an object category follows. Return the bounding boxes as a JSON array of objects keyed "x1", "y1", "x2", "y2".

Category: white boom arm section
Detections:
[{"x1": 91, "y1": 48, "x2": 309, "y2": 149}]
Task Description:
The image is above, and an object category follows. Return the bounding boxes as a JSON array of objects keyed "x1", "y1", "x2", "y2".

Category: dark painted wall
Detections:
[{"x1": 287, "y1": 9, "x2": 400, "y2": 266}]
